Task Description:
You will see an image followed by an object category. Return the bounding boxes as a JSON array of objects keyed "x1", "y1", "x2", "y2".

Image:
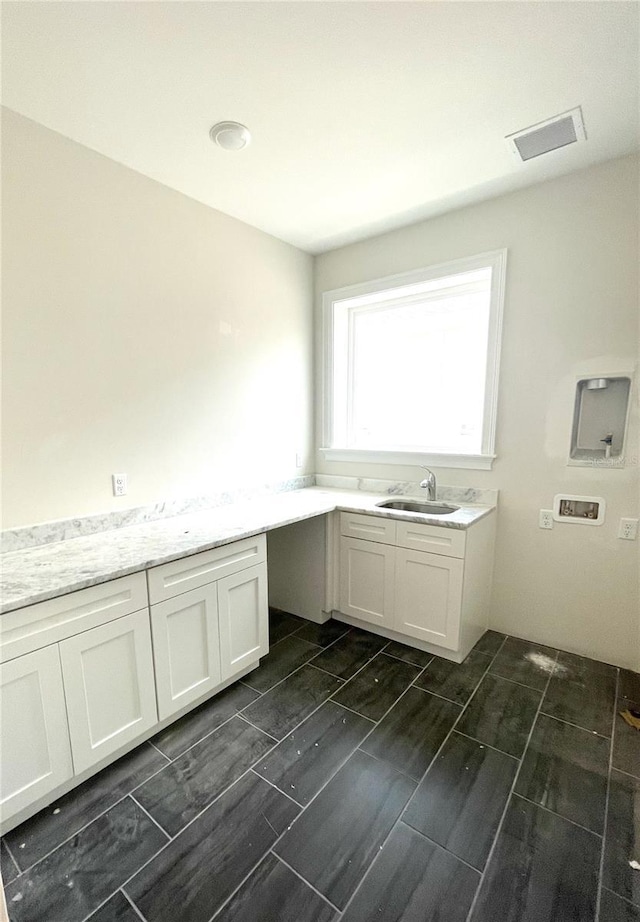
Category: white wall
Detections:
[
  {"x1": 1, "y1": 109, "x2": 314, "y2": 527},
  {"x1": 315, "y1": 155, "x2": 640, "y2": 670}
]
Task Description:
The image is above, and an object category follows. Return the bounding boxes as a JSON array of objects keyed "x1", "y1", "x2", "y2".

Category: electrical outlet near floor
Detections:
[
  {"x1": 618, "y1": 518, "x2": 638, "y2": 540},
  {"x1": 112, "y1": 473, "x2": 128, "y2": 496},
  {"x1": 539, "y1": 509, "x2": 554, "y2": 530}
]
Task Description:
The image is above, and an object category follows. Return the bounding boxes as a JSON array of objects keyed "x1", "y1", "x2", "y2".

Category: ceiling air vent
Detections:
[{"x1": 506, "y1": 107, "x2": 586, "y2": 162}]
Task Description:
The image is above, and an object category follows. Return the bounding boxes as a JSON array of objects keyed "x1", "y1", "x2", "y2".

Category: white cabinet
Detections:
[
  {"x1": 338, "y1": 537, "x2": 395, "y2": 629},
  {"x1": 218, "y1": 564, "x2": 269, "y2": 681},
  {"x1": 337, "y1": 511, "x2": 495, "y2": 660},
  {"x1": 150, "y1": 585, "x2": 222, "y2": 721},
  {"x1": 0, "y1": 646, "x2": 73, "y2": 824},
  {"x1": 60, "y1": 610, "x2": 157, "y2": 774},
  {"x1": 395, "y1": 548, "x2": 463, "y2": 648},
  {"x1": 0, "y1": 534, "x2": 269, "y2": 834},
  {"x1": 148, "y1": 533, "x2": 269, "y2": 697}
]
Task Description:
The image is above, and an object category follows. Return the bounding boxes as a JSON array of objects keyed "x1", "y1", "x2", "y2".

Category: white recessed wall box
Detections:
[
  {"x1": 552, "y1": 494, "x2": 606, "y2": 526},
  {"x1": 568, "y1": 375, "x2": 632, "y2": 467},
  {"x1": 505, "y1": 107, "x2": 586, "y2": 162}
]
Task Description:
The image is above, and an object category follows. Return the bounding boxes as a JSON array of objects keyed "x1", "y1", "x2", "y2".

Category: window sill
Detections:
[{"x1": 319, "y1": 448, "x2": 496, "y2": 470}]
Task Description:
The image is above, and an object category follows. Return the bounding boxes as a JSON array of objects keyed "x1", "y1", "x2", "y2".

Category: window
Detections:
[{"x1": 321, "y1": 250, "x2": 506, "y2": 470}]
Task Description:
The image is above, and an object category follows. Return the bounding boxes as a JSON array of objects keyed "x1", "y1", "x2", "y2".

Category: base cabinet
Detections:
[
  {"x1": 395, "y1": 548, "x2": 463, "y2": 648},
  {"x1": 150, "y1": 585, "x2": 222, "y2": 721},
  {"x1": 0, "y1": 646, "x2": 73, "y2": 823},
  {"x1": 338, "y1": 537, "x2": 395, "y2": 630},
  {"x1": 0, "y1": 534, "x2": 270, "y2": 834},
  {"x1": 338, "y1": 511, "x2": 494, "y2": 656},
  {"x1": 218, "y1": 564, "x2": 269, "y2": 681},
  {"x1": 60, "y1": 609, "x2": 158, "y2": 774}
]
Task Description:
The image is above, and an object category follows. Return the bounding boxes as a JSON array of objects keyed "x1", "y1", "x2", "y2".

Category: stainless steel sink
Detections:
[{"x1": 376, "y1": 499, "x2": 460, "y2": 515}]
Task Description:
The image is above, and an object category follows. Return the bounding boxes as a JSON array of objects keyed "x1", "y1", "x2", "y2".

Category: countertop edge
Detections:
[{"x1": 1, "y1": 489, "x2": 496, "y2": 615}]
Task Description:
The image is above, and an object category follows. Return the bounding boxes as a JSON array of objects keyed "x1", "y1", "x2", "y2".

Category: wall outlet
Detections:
[
  {"x1": 618, "y1": 518, "x2": 638, "y2": 540},
  {"x1": 539, "y1": 509, "x2": 554, "y2": 530},
  {"x1": 112, "y1": 473, "x2": 128, "y2": 497},
  {"x1": 295, "y1": 452, "x2": 303, "y2": 469}
]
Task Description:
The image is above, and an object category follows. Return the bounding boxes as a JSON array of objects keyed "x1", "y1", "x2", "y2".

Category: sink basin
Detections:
[{"x1": 376, "y1": 499, "x2": 460, "y2": 515}]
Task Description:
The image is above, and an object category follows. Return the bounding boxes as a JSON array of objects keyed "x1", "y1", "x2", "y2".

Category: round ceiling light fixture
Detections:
[{"x1": 209, "y1": 121, "x2": 251, "y2": 151}]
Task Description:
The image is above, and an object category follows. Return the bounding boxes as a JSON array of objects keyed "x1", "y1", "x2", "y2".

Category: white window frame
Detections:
[{"x1": 320, "y1": 249, "x2": 507, "y2": 470}]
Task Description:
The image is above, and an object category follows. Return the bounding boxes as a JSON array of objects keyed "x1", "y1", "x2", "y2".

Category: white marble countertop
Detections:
[{"x1": 0, "y1": 488, "x2": 495, "y2": 614}]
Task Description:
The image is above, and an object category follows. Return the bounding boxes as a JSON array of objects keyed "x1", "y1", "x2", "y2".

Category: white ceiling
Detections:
[{"x1": 2, "y1": 1, "x2": 639, "y2": 253}]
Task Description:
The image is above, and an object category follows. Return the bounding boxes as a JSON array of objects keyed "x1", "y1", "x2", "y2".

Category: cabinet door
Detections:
[
  {"x1": 60, "y1": 610, "x2": 158, "y2": 773},
  {"x1": 339, "y1": 536, "x2": 395, "y2": 629},
  {"x1": 218, "y1": 564, "x2": 268, "y2": 682},
  {"x1": 395, "y1": 549, "x2": 463, "y2": 650},
  {"x1": 0, "y1": 646, "x2": 73, "y2": 825},
  {"x1": 150, "y1": 586, "x2": 221, "y2": 721}
]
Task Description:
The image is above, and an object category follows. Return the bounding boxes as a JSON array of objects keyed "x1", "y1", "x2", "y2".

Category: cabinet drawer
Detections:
[
  {"x1": 396, "y1": 521, "x2": 466, "y2": 559},
  {"x1": 147, "y1": 534, "x2": 267, "y2": 603},
  {"x1": 340, "y1": 512, "x2": 397, "y2": 546},
  {"x1": 0, "y1": 573, "x2": 149, "y2": 664}
]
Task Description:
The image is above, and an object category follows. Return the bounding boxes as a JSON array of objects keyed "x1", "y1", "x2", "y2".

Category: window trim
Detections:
[{"x1": 320, "y1": 249, "x2": 507, "y2": 469}]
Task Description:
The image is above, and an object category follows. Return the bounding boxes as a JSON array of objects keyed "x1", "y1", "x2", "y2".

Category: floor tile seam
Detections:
[
  {"x1": 406, "y1": 640, "x2": 499, "y2": 722},
  {"x1": 235, "y1": 712, "x2": 280, "y2": 744},
  {"x1": 268, "y1": 851, "x2": 342, "y2": 913},
  {"x1": 325, "y1": 698, "x2": 379, "y2": 723},
  {"x1": 242, "y1": 643, "x2": 326, "y2": 694},
  {"x1": 270, "y1": 625, "x2": 318, "y2": 649},
  {"x1": 309, "y1": 644, "x2": 388, "y2": 683},
  {"x1": 290, "y1": 620, "x2": 351, "y2": 646},
  {"x1": 329, "y1": 653, "x2": 425, "y2": 720},
  {"x1": 601, "y1": 887, "x2": 640, "y2": 911},
  {"x1": 380, "y1": 648, "x2": 434, "y2": 669},
  {"x1": 241, "y1": 658, "x2": 343, "y2": 712},
  {"x1": 154, "y1": 710, "x2": 247, "y2": 765},
  {"x1": 352, "y1": 745, "x2": 422, "y2": 784},
  {"x1": 264, "y1": 664, "x2": 451, "y2": 862},
  {"x1": 452, "y1": 729, "x2": 520, "y2": 761},
  {"x1": 250, "y1": 701, "x2": 382, "y2": 809},
  {"x1": 595, "y1": 669, "x2": 620, "y2": 922},
  {"x1": 128, "y1": 792, "x2": 173, "y2": 842},
  {"x1": 1, "y1": 839, "x2": 21, "y2": 879},
  {"x1": 145, "y1": 739, "x2": 171, "y2": 763},
  {"x1": 121, "y1": 888, "x2": 149, "y2": 922},
  {"x1": 396, "y1": 818, "x2": 484, "y2": 875},
  {"x1": 248, "y1": 769, "x2": 303, "y2": 808},
  {"x1": 336, "y1": 639, "x2": 505, "y2": 919},
  {"x1": 536, "y1": 710, "x2": 613, "y2": 741},
  {"x1": 511, "y1": 792, "x2": 603, "y2": 839},
  {"x1": 3, "y1": 780, "x2": 158, "y2": 880},
  {"x1": 485, "y1": 669, "x2": 549, "y2": 693},
  {"x1": 205, "y1": 781, "x2": 344, "y2": 922},
  {"x1": 609, "y1": 766, "x2": 640, "y2": 783},
  {"x1": 331, "y1": 700, "x2": 376, "y2": 727},
  {"x1": 117, "y1": 765, "x2": 296, "y2": 914},
  {"x1": 462, "y1": 648, "x2": 560, "y2": 922}
]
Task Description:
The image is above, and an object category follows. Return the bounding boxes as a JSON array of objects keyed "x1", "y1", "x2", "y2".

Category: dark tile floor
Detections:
[{"x1": 2, "y1": 612, "x2": 639, "y2": 922}]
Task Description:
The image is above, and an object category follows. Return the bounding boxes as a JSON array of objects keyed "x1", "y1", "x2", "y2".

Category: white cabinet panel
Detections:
[
  {"x1": 396, "y1": 521, "x2": 466, "y2": 559},
  {"x1": 339, "y1": 536, "x2": 395, "y2": 629},
  {"x1": 147, "y1": 535, "x2": 266, "y2": 603},
  {"x1": 340, "y1": 512, "x2": 397, "y2": 546},
  {"x1": 395, "y1": 549, "x2": 463, "y2": 650},
  {"x1": 150, "y1": 586, "x2": 221, "y2": 721},
  {"x1": 218, "y1": 564, "x2": 268, "y2": 682},
  {"x1": 0, "y1": 646, "x2": 73, "y2": 824},
  {"x1": 0, "y1": 573, "x2": 148, "y2": 664},
  {"x1": 60, "y1": 611, "x2": 157, "y2": 773}
]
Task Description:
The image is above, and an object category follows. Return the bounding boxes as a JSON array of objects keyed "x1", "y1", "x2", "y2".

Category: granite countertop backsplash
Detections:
[{"x1": 0, "y1": 481, "x2": 497, "y2": 615}]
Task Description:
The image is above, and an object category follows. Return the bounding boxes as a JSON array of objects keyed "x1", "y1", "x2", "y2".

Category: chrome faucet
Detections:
[{"x1": 419, "y1": 466, "x2": 437, "y2": 500}]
